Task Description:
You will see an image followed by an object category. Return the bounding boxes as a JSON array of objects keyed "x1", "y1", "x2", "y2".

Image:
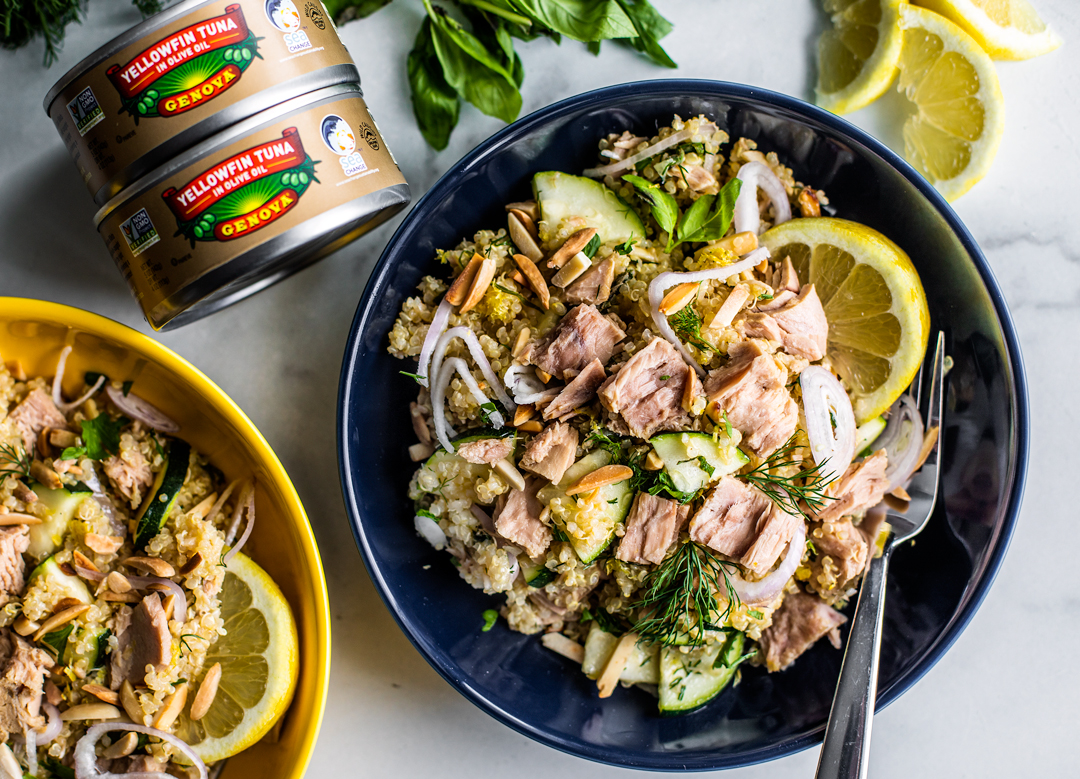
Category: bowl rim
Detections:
[
  {"x1": 337, "y1": 78, "x2": 1030, "y2": 770},
  {"x1": 0, "y1": 296, "x2": 331, "y2": 779}
]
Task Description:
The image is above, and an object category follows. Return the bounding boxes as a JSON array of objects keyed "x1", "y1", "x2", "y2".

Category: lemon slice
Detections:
[
  {"x1": 175, "y1": 552, "x2": 299, "y2": 763},
  {"x1": 913, "y1": 0, "x2": 1062, "y2": 60},
  {"x1": 816, "y1": 0, "x2": 904, "y2": 114},
  {"x1": 759, "y1": 217, "x2": 930, "y2": 424},
  {"x1": 896, "y1": 5, "x2": 1005, "y2": 201}
]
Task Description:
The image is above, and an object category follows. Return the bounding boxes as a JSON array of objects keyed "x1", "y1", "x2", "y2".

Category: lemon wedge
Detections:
[
  {"x1": 913, "y1": 0, "x2": 1062, "y2": 59},
  {"x1": 175, "y1": 552, "x2": 299, "y2": 763},
  {"x1": 759, "y1": 218, "x2": 930, "y2": 424},
  {"x1": 896, "y1": 4, "x2": 1005, "y2": 201},
  {"x1": 816, "y1": 0, "x2": 905, "y2": 114}
]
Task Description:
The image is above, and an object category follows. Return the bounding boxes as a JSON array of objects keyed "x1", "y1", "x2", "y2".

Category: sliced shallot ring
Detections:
[
  {"x1": 73, "y1": 564, "x2": 105, "y2": 583},
  {"x1": 52, "y1": 346, "x2": 106, "y2": 414},
  {"x1": 730, "y1": 521, "x2": 807, "y2": 605},
  {"x1": 430, "y1": 327, "x2": 516, "y2": 413},
  {"x1": 503, "y1": 364, "x2": 549, "y2": 405},
  {"x1": 223, "y1": 487, "x2": 255, "y2": 567},
  {"x1": 224, "y1": 480, "x2": 254, "y2": 545},
  {"x1": 584, "y1": 122, "x2": 719, "y2": 179},
  {"x1": 126, "y1": 576, "x2": 188, "y2": 624},
  {"x1": 733, "y1": 161, "x2": 792, "y2": 236},
  {"x1": 647, "y1": 251, "x2": 768, "y2": 375},
  {"x1": 877, "y1": 395, "x2": 925, "y2": 491},
  {"x1": 104, "y1": 385, "x2": 179, "y2": 433},
  {"x1": 800, "y1": 366, "x2": 857, "y2": 483},
  {"x1": 416, "y1": 297, "x2": 454, "y2": 388},
  {"x1": 432, "y1": 357, "x2": 504, "y2": 452},
  {"x1": 414, "y1": 513, "x2": 447, "y2": 549},
  {"x1": 74, "y1": 723, "x2": 208, "y2": 779},
  {"x1": 38, "y1": 702, "x2": 62, "y2": 743},
  {"x1": 24, "y1": 726, "x2": 37, "y2": 777}
]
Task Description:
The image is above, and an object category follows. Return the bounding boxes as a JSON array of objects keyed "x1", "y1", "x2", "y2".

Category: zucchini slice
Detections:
[
  {"x1": 134, "y1": 438, "x2": 191, "y2": 549},
  {"x1": 520, "y1": 558, "x2": 557, "y2": 588},
  {"x1": 650, "y1": 431, "x2": 748, "y2": 494},
  {"x1": 658, "y1": 632, "x2": 746, "y2": 714},
  {"x1": 27, "y1": 485, "x2": 91, "y2": 561},
  {"x1": 581, "y1": 622, "x2": 660, "y2": 684},
  {"x1": 29, "y1": 555, "x2": 92, "y2": 605},
  {"x1": 534, "y1": 171, "x2": 645, "y2": 244},
  {"x1": 855, "y1": 415, "x2": 887, "y2": 456}
]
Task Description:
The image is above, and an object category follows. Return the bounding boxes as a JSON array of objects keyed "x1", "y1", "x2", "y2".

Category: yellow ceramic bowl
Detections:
[{"x1": 0, "y1": 297, "x2": 329, "y2": 779}]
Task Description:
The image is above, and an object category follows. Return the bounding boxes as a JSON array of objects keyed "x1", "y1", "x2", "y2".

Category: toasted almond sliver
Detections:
[
  {"x1": 551, "y1": 253, "x2": 592, "y2": 288},
  {"x1": 37, "y1": 429, "x2": 53, "y2": 459},
  {"x1": 30, "y1": 461, "x2": 62, "y2": 490},
  {"x1": 179, "y1": 552, "x2": 204, "y2": 576},
  {"x1": 13, "y1": 482, "x2": 36, "y2": 504},
  {"x1": 658, "y1": 282, "x2": 700, "y2": 316},
  {"x1": 444, "y1": 253, "x2": 484, "y2": 306},
  {"x1": 84, "y1": 533, "x2": 123, "y2": 555},
  {"x1": 508, "y1": 212, "x2": 543, "y2": 263},
  {"x1": 511, "y1": 271, "x2": 527, "y2": 286},
  {"x1": 798, "y1": 188, "x2": 821, "y2": 218},
  {"x1": 119, "y1": 681, "x2": 141, "y2": 723},
  {"x1": 102, "y1": 731, "x2": 138, "y2": 759},
  {"x1": 504, "y1": 200, "x2": 540, "y2": 222},
  {"x1": 409, "y1": 443, "x2": 435, "y2": 462},
  {"x1": 912, "y1": 425, "x2": 940, "y2": 474},
  {"x1": 681, "y1": 364, "x2": 700, "y2": 413},
  {"x1": 0, "y1": 513, "x2": 42, "y2": 526},
  {"x1": 100, "y1": 591, "x2": 140, "y2": 603},
  {"x1": 152, "y1": 683, "x2": 188, "y2": 730},
  {"x1": 705, "y1": 284, "x2": 751, "y2": 331},
  {"x1": 597, "y1": 632, "x2": 638, "y2": 698},
  {"x1": 513, "y1": 254, "x2": 550, "y2": 310},
  {"x1": 513, "y1": 404, "x2": 536, "y2": 427},
  {"x1": 492, "y1": 458, "x2": 526, "y2": 492},
  {"x1": 547, "y1": 227, "x2": 597, "y2": 270},
  {"x1": 644, "y1": 450, "x2": 665, "y2": 471},
  {"x1": 190, "y1": 663, "x2": 222, "y2": 721},
  {"x1": 54, "y1": 597, "x2": 85, "y2": 612},
  {"x1": 49, "y1": 429, "x2": 78, "y2": 448},
  {"x1": 459, "y1": 256, "x2": 497, "y2": 313},
  {"x1": 511, "y1": 326, "x2": 532, "y2": 359},
  {"x1": 13, "y1": 616, "x2": 39, "y2": 637},
  {"x1": 188, "y1": 492, "x2": 217, "y2": 520},
  {"x1": 518, "y1": 421, "x2": 543, "y2": 433},
  {"x1": 535, "y1": 368, "x2": 552, "y2": 384},
  {"x1": 541, "y1": 633, "x2": 585, "y2": 663},
  {"x1": 33, "y1": 604, "x2": 90, "y2": 641},
  {"x1": 539, "y1": 505, "x2": 551, "y2": 525},
  {"x1": 890, "y1": 485, "x2": 911, "y2": 501},
  {"x1": 60, "y1": 703, "x2": 122, "y2": 721},
  {"x1": 73, "y1": 551, "x2": 99, "y2": 573},
  {"x1": 566, "y1": 465, "x2": 634, "y2": 496},
  {"x1": 5, "y1": 360, "x2": 26, "y2": 381},
  {"x1": 123, "y1": 556, "x2": 176, "y2": 578},
  {"x1": 410, "y1": 402, "x2": 432, "y2": 446},
  {"x1": 106, "y1": 571, "x2": 132, "y2": 594},
  {"x1": 715, "y1": 230, "x2": 759, "y2": 256},
  {"x1": 509, "y1": 209, "x2": 538, "y2": 238},
  {"x1": 82, "y1": 684, "x2": 120, "y2": 706}
]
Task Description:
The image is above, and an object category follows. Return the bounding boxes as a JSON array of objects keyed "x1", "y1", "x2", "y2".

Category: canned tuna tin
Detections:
[
  {"x1": 45, "y1": 0, "x2": 359, "y2": 205},
  {"x1": 95, "y1": 83, "x2": 410, "y2": 330}
]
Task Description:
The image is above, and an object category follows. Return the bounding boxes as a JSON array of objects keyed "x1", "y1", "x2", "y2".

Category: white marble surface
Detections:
[{"x1": 2, "y1": 1, "x2": 1079, "y2": 775}]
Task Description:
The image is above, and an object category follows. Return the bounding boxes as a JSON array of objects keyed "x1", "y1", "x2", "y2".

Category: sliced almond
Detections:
[
  {"x1": 798, "y1": 188, "x2": 821, "y2": 218},
  {"x1": 566, "y1": 465, "x2": 634, "y2": 496},
  {"x1": 658, "y1": 282, "x2": 700, "y2": 316},
  {"x1": 33, "y1": 603, "x2": 89, "y2": 641},
  {"x1": 49, "y1": 429, "x2": 78, "y2": 448},
  {"x1": 82, "y1": 684, "x2": 120, "y2": 706},
  {"x1": 597, "y1": 632, "x2": 639, "y2": 698},
  {"x1": 188, "y1": 492, "x2": 217, "y2": 520},
  {"x1": 715, "y1": 230, "x2": 759, "y2": 256},
  {"x1": 60, "y1": 702, "x2": 122, "y2": 721},
  {"x1": 151, "y1": 683, "x2": 188, "y2": 730},
  {"x1": 508, "y1": 212, "x2": 543, "y2": 263},
  {"x1": 5, "y1": 360, "x2": 26, "y2": 381},
  {"x1": 0, "y1": 513, "x2": 42, "y2": 526},
  {"x1": 119, "y1": 681, "x2": 141, "y2": 723},
  {"x1": 890, "y1": 485, "x2": 912, "y2": 502},
  {"x1": 45, "y1": 681, "x2": 61, "y2": 706},
  {"x1": 513, "y1": 253, "x2": 550, "y2": 310},
  {"x1": 102, "y1": 731, "x2": 138, "y2": 759},
  {"x1": 912, "y1": 425, "x2": 940, "y2": 474},
  {"x1": 509, "y1": 209, "x2": 538, "y2": 239},
  {"x1": 123, "y1": 556, "x2": 176, "y2": 578},
  {"x1": 513, "y1": 404, "x2": 536, "y2": 427},
  {"x1": 106, "y1": 571, "x2": 132, "y2": 594},
  {"x1": 539, "y1": 505, "x2": 551, "y2": 525},
  {"x1": 12, "y1": 482, "x2": 36, "y2": 504},
  {"x1": 54, "y1": 597, "x2": 85, "y2": 612},
  {"x1": 551, "y1": 253, "x2": 592, "y2": 288},
  {"x1": 100, "y1": 591, "x2": 140, "y2": 603},
  {"x1": 505, "y1": 200, "x2": 540, "y2": 222},
  {"x1": 459, "y1": 256, "x2": 497, "y2": 314},
  {"x1": 547, "y1": 227, "x2": 597, "y2": 270},
  {"x1": 179, "y1": 552, "x2": 203, "y2": 576},
  {"x1": 13, "y1": 615, "x2": 39, "y2": 637},
  {"x1": 37, "y1": 429, "x2": 53, "y2": 459},
  {"x1": 0, "y1": 743, "x2": 20, "y2": 779},
  {"x1": 510, "y1": 270, "x2": 527, "y2": 286},
  {"x1": 511, "y1": 326, "x2": 532, "y2": 359},
  {"x1": 492, "y1": 458, "x2": 526, "y2": 492},
  {"x1": 681, "y1": 364, "x2": 700, "y2": 413},
  {"x1": 540, "y1": 633, "x2": 585, "y2": 663},
  {"x1": 410, "y1": 402, "x2": 432, "y2": 445},
  {"x1": 30, "y1": 461, "x2": 62, "y2": 490},
  {"x1": 73, "y1": 551, "x2": 99, "y2": 573},
  {"x1": 644, "y1": 450, "x2": 665, "y2": 471},
  {"x1": 409, "y1": 443, "x2": 434, "y2": 462},
  {"x1": 535, "y1": 368, "x2": 552, "y2": 384},
  {"x1": 189, "y1": 662, "x2": 222, "y2": 721},
  {"x1": 706, "y1": 284, "x2": 751, "y2": 331},
  {"x1": 444, "y1": 253, "x2": 484, "y2": 306},
  {"x1": 517, "y1": 421, "x2": 543, "y2": 433}
]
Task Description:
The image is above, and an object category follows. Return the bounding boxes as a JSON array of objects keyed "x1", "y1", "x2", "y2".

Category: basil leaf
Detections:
[
  {"x1": 582, "y1": 233, "x2": 601, "y2": 259},
  {"x1": 614, "y1": 0, "x2": 676, "y2": 68},
  {"x1": 622, "y1": 174, "x2": 678, "y2": 237},
  {"x1": 678, "y1": 178, "x2": 743, "y2": 245},
  {"x1": 676, "y1": 194, "x2": 715, "y2": 245},
  {"x1": 458, "y1": 0, "x2": 533, "y2": 29},
  {"x1": 322, "y1": 0, "x2": 394, "y2": 23},
  {"x1": 76, "y1": 414, "x2": 129, "y2": 461},
  {"x1": 510, "y1": 0, "x2": 636, "y2": 41},
  {"x1": 407, "y1": 17, "x2": 461, "y2": 150},
  {"x1": 712, "y1": 177, "x2": 742, "y2": 240}
]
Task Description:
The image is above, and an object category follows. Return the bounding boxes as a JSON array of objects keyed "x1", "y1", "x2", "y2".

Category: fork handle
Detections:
[{"x1": 814, "y1": 547, "x2": 892, "y2": 779}]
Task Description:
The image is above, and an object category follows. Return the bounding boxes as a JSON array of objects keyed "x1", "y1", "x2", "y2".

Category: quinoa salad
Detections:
[
  {"x1": 388, "y1": 115, "x2": 935, "y2": 713},
  {"x1": 0, "y1": 349, "x2": 287, "y2": 775}
]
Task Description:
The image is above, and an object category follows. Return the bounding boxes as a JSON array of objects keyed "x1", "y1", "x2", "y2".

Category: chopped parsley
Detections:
[{"x1": 60, "y1": 414, "x2": 130, "y2": 461}]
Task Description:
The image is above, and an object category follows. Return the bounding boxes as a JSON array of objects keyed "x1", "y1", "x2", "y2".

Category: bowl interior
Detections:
[
  {"x1": 339, "y1": 81, "x2": 1027, "y2": 770},
  {"x1": 0, "y1": 298, "x2": 329, "y2": 779}
]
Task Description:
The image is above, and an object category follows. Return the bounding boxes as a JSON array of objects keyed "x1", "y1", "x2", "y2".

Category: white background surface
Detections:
[{"x1": 3, "y1": 1, "x2": 1079, "y2": 776}]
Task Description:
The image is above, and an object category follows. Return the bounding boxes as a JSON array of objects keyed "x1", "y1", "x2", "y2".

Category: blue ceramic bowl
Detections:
[{"x1": 337, "y1": 80, "x2": 1029, "y2": 770}]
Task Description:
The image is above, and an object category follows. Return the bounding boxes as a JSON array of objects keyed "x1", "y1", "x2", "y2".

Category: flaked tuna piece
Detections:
[
  {"x1": 528, "y1": 304, "x2": 625, "y2": 379},
  {"x1": 759, "y1": 590, "x2": 847, "y2": 672},
  {"x1": 565, "y1": 257, "x2": 616, "y2": 305},
  {"x1": 0, "y1": 628, "x2": 54, "y2": 740},
  {"x1": 775, "y1": 256, "x2": 801, "y2": 294},
  {"x1": 598, "y1": 338, "x2": 690, "y2": 439},
  {"x1": 0, "y1": 527, "x2": 28, "y2": 607},
  {"x1": 103, "y1": 446, "x2": 153, "y2": 506},
  {"x1": 6, "y1": 388, "x2": 67, "y2": 454},
  {"x1": 689, "y1": 476, "x2": 799, "y2": 574},
  {"x1": 108, "y1": 605, "x2": 133, "y2": 690},
  {"x1": 494, "y1": 478, "x2": 551, "y2": 558},
  {"x1": 737, "y1": 311, "x2": 784, "y2": 343},
  {"x1": 705, "y1": 341, "x2": 798, "y2": 456},
  {"x1": 457, "y1": 438, "x2": 514, "y2": 464},
  {"x1": 520, "y1": 422, "x2": 578, "y2": 485},
  {"x1": 118, "y1": 593, "x2": 171, "y2": 685},
  {"x1": 809, "y1": 517, "x2": 869, "y2": 596},
  {"x1": 617, "y1": 492, "x2": 683, "y2": 565},
  {"x1": 765, "y1": 285, "x2": 829, "y2": 362},
  {"x1": 544, "y1": 359, "x2": 606, "y2": 421},
  {"x1": 815, "y1": 450, "x2": 889, "y2": 522},
  {"x1": 757, "y1": 289, "x2": 798, "y2": 312}
]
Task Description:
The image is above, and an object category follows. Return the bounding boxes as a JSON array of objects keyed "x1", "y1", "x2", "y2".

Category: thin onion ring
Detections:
[
  {"x1": 583, "y1": 122, "x2": 719, "y2": 178},
  {"x1": 104, "y1": 385, "x2": 179, "y2": 433},
  {"x1": 503, "y1": 364, "x2": 548, "y2": 405},
  {"x1": 24, "y1": 726, "x2": 37, "y2": 777},
  {"x1": 877, "y1": 395, "x2": 925, "y2": 491},
  {"x1": 416, "y1": 297, "x2": 454, "y2": 388},
  {"x1": 730, "y1": 521, "x2": 807, "y2": 605},
  {"x1": 223, "y1": 487, "x2": 255, "y2": 567},
  {"x1": 430, "y1": 327, "x2": 516, "y2": 413},
  {"x1": 733, "y1": 162, "x2": 792, "y2": 236},
  {"x1": 800, "y1": 366, "x2": 857, "y2": 483},
  {"x1": 74, "y1": 723, "x2": 208, "y2": 779},
  {"x1": 433, "y1": 357, "x2": 505, "y2": 452},
  {"x1": 38, "y1": 702, "x2": 62, "y2": 743}
]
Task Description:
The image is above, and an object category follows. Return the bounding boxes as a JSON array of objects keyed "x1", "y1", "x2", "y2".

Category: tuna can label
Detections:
[
  {"x1": 48, "y1": 0, "x2": 357, "y2": 204},
  {"x1": 119, "y1": 208, "x2": 161, "y2": 256}
]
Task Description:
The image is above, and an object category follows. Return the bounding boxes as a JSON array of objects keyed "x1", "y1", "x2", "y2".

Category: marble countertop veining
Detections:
[{"x1": 3, "y1": 1, "x2": 1079, "y2": 776}]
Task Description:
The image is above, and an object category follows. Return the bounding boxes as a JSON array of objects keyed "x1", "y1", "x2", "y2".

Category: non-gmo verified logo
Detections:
[
  {"x1": 67, "y1": 87, "x2": 105, "y2": 137},
  {"x1": 120, "y1": 208, "x2": 161, "y2": 257}
]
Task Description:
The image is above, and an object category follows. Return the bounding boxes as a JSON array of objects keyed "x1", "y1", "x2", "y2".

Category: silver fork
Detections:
[{"x1": 814, "y1": 331, "x2": 946, "y2": 779}]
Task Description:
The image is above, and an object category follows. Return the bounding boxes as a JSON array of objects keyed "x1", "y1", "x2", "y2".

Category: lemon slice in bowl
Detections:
[
  {"x1": 912, "y1": 0, "x2": 1062, "y2": 60},
  {"x1": 896, "y1": 5, "x2": 1005, "y2": 201},
  {"x1": 175, "y1": 552, "x2": 299, "y2": 764},
  {"x1": 759, "y1": 217, "x2": 930, "y2": 424},
  {"x1": 816, "y1": 0, "x2": 904, "y2": 115}
]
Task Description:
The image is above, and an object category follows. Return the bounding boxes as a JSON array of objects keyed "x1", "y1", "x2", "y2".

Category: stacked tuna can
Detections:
[{"x1": 45, "y1": 0, "x2": 410, "y2": 329}]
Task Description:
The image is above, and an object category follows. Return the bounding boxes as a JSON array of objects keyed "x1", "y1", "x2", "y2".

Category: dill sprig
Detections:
[
  {"x1": 742, "y1": 434, "x2": 836, "y2": 516},
  {"x1": 0, "y1": 443, "x2": 31, "y2": 482},
  {"x1": 631, "y1": 539, "x2": 741, "y2": 647},
  {"x1": 668, "y1": 306, "x2": 716, "y2": 355},
  {"x1": 493, "y1": 282, "x2": 544, "y2": 313}
]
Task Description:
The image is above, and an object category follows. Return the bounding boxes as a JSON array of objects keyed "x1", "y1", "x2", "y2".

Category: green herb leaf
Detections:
[
  {"x1": 400, "y1": 370, "x2": 426, "y2": 384},
  {"x1": 40, "y1": 623, "x2": 74, "y2": 658},
  {"x1": 322, "y1": 0, "x2": 394, "y2": 24},
  {"x1": 68, "y1": 481, "x2": 94, "y2": 494},
  {"x1": 72, "y1": 414, "x2": 129, "y2": 461},
  {"x1": 614, "y1": 239, "x2": 636, "y2": 255},
  {"x1": 408, "y1": 17, "x2": 462, "y2": 151},
  {"x1": 481, "y1": 609, "x2": 499, "y2": 631},
  {"x1": 510, "y1": 0, "x2": 636, "y2": 41},
  {"x1": 622, "y1": 174, "x2": 678, "y2": 237},
  {"x1": 582, "y1": 232, "x2": 602, "y2": 259},
  {"x1": 84, "y1": 371, "x2": 109, "y2": 386},
  {"x1": 747, "y1": 609, "x2": 764, "y2": 620},
  {"x1": 613, "y1": 0, "x2": 676, "y2": 68},
  {"x1": 42, "y1": 758, "x2": 76, "y2": 779},
  {"x1": 479, "y1": 401, "x2": 501, "y2": 425},
  {"x1": 458, "y1": 0, "x2": 532, "y2": 28},
  {"x1": 0, "y1": 442, "x2": 32, "y2": 482},
  {"x1": 676, "y1": 178, "x2": 742, "y2": 245},
  {"x1": 122, "y1": 380, "x2": 134, "y2": 397}
]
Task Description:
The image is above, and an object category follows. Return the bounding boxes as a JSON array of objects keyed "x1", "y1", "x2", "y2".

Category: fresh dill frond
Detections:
[
  {"x1": 742, "y1": 434, "x2": 836, "y2": 516},
  {"x1": 0, "y1": 443, "x2": 32, "y2": 482},
  {"x1": 668, "y1": 306, "x2": 716, "y2": 354},
  {"x1": 584, "y1": 424, "x2": 627, "y2": 464},
  {"x1": 493, "y1": 282, "x2": 544, "y2": 312},
  {"x1": 631, "y1": 539, "x2": 742, "y2": 647}
]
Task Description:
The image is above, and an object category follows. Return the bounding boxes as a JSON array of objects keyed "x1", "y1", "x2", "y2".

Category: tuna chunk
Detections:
[
  {"x1": 6, "y1": 388, "x2": 67, "y2": 454},
  {"x1": 565, "y1": 257, "x2": 616, "y2": 305},
  {"x1": 738, "y1": 311, "x2": 784, "y2": 343},
  {"x1": 543, "y1": 359, "x2": 606, "y2": 421},
  {"x1": 0, "y1": 629, "x2": 54, "y2": 740},
  {"x1": 704, "y1": 341, "x2": 798, "y2": 456},
  {"x1": 0, "y1": 527, "x2": 29, "y2": 607},
  {"x1": 689, "y1": 476, "x2": 800, "y2": 574},
  {"x1": 107, "y1": 605, "x2": 133, "y2": 691},
  {"x1": 116, "y1": 593, "x2": 171, "y2": 685},
  {"x1": 764, "y1": 285, "x2": 829, "y2": 362},
  {"x1": 617, "y1": 492, "x2": 685, "y2": 565},
  {"x1": 457, "y1": 437, "x2": 514, "y2": 464},
  {"x1": 528, "y1": 305, "x2": 625, "y2": 379},
  {"x1": 775, "y1": 256, "x2": 801, "y2": 294},
  {"x1": 815, "y1": 450, "x2": 889, "y2": 522},
  {"x1": 103, "y1": 446, "x2": 153, "y2": 507},
  {"x1": 597, "y1": 338, "x2": 690, "y2": 439},
  {"x1": 759, "y1": 590, "x2": 847, "y2": 672},
  {"x1": 808, "y1": 517, "x2": 869, "y2": 599},
  {"x1": 520, "y1": 422, "x2": 578, "y2": 485},
  {"x1": 494, "y1": 478, "x2": 551, "y2": 558}
]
